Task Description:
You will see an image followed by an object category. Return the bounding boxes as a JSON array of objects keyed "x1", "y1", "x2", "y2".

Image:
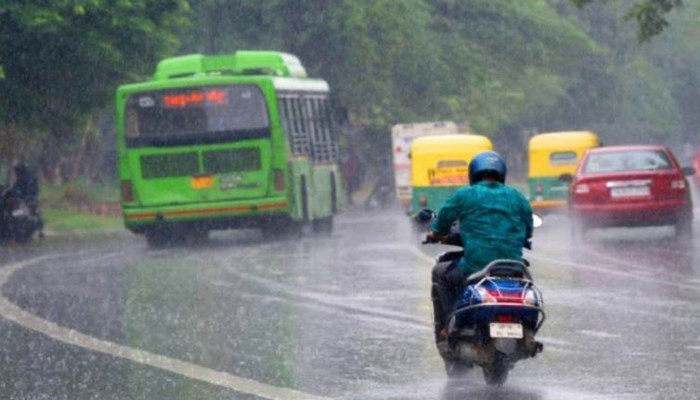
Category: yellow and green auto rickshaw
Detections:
[
  {"x1": 410, "y1": 134, "x2": 493, "y2": 214},
  {"x1": 528, "y1": 131, "x2": 600, "y2": 212}
]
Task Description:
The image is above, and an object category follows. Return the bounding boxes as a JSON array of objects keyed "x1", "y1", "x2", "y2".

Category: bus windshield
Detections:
[{"x1": 124, "y1": 84, "x2": 269, "y2": 147}]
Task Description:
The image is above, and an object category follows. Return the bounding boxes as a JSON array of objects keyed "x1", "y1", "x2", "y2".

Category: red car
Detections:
[
  {"x1": 694, "y1": 144, "x2": 700, "y2": 185},
  {"x1": 565, "y1": 145, "x2": 694, "y2": 239}
]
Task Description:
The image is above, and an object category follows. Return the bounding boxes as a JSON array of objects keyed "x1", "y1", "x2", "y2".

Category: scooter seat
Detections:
[{"x1": 464, "y1": 259, "x2": 532, "y2": 284}]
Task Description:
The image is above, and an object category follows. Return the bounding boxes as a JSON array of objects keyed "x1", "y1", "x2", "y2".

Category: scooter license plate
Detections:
[{"x1": 489, "y1": 323, "x2": 523, "y2": 339}]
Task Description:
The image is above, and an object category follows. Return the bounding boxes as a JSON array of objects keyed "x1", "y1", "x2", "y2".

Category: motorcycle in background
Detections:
[
  {"x1": 420, "y1": 209, "x2": 545, "y2": 385},
  {"x1": 0, "y1": 185, "x2": 44, "y2": 244}
]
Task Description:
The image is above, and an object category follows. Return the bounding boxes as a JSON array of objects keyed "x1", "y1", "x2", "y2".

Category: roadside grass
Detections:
[
  {"x1": 41, "y1": 181, "x2": 119, "y2": 208},
  {"x1": 40, "y1": 181, "x2": 123, "y2": 233},
  {"x1": 42, "y1": 208, "x2": 123, "y2": 232}
]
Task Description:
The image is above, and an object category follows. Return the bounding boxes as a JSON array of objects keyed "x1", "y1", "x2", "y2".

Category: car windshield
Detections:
[{"x1": 583, "y1": 150, "x2": 672, "y2": 174}]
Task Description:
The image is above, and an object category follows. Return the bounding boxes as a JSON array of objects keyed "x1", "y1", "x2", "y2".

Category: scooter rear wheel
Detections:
[
  {"x1": 444, "y1": 359, "x2": 470, "y2": 378},
  {"x1": 482, "y1": 352, "x2": 509, "y2": 386}
]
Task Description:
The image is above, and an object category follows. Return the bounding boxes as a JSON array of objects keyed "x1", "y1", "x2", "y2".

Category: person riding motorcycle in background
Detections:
[
  {"x1": 0, "y1": 162, "x2": 42, "y2": 240},
  {"x1": 9, "y1": 162, "x2": 39, "y2": 201},
  {"x1": 426, "y1": 151, "x2": 533, "y2": 346}
]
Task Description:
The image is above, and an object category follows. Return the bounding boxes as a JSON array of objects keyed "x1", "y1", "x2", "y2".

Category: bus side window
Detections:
[
  {"x1": 319, "y1": 98, "x2": 337, "y2": 162},
  {"x1": 303, "y1": 98, "x2": 317, "y2": 162},
  {"x1": 317, "y1": 98, "x2": 329, "y2": 161},
  {"x1": 308, "y1": 97, "x2": 327, "y2": 163},
  {"x1": 311, "y1": 98, "x2": 323, "y2": 162},
  {"x1": 290, "y1": 97, "x2": 310, "y2": 156},
  {"x1": 278, "y1": 97, "x2": 293, "y2": 151}
]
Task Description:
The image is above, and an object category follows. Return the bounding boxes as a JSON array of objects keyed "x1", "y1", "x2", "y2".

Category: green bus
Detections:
[{"x1": 116, "y1": 51, "x2": 343, "y2": 246}]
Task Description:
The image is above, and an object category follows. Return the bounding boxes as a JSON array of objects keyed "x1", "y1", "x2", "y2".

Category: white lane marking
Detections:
[
  {"x1": 226, "y1": 269, "x2": 430, "y2": 330},
  {"x1": 529, "y1": 251, "x2": 700, "y2": 291},
  {"x1": 0, "y1": 255, "x2": 330, "y2": 400},
  {"x1": 219, "y1": 243, "x2": 435, "y2": 331},
  {"x1": 576, "y1": 330, "x2": 622, "y2": 339}
]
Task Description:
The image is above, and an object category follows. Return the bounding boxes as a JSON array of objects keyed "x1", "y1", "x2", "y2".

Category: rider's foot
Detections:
[
  {"x1": 435, "y1": 331, "x2": 454, "y2": 360},
  {"x1": 434, "y1": 325, "x2": 447, "y2": 341}
]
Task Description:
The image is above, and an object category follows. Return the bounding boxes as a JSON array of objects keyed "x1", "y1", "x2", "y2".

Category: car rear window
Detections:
[{"x1": 583, "y1": 150, "x2": 673, "y2": 174}]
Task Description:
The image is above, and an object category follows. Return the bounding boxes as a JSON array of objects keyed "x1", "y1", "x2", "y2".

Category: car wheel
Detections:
[{"x1": 675, "y1": 215, "x2": 693, "y2": 239}]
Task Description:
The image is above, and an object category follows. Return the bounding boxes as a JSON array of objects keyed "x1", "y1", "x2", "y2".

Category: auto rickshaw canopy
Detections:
[
  {"x1": 528, "y1": 131, "x2": 600, "y2": 177},
  {"x1": 411, "y1": 134, "x2": 493, "y2": 187}
]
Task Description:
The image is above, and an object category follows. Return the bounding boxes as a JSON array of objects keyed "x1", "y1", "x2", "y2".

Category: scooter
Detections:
[
  {"x1": 422, "y1": 211, "x2": 545, "y2": 385},
  {"x1": 0, "y1": 189, "x2": 44, "y2": 244}
]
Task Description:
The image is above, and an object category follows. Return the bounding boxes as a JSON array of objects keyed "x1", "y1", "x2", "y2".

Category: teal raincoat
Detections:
[{"x1": 431, "y1": 181, "x2": 533, "y2": 276}]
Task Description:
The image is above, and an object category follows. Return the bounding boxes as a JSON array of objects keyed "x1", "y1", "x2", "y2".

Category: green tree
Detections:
[
  {"x1": 429, "y1": 0, "x2": 599, "y2": 132},
  {"x1": 557, "y1": 0, "x2": 700, "y2": 147},
  {"x1": 572, "y1": 0, "x2": 683, "y2": 41},
  {"x1": 0, "y1": 0, "x2": 189, "y2": 180},
  {"x1": 184, "y1": 0, "x2": 439, "y2": 165}
]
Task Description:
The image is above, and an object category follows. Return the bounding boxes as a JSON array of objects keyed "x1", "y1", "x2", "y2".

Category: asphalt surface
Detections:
[{"x1": 1, "y1": 205, "x2": 699, "y2": 399}]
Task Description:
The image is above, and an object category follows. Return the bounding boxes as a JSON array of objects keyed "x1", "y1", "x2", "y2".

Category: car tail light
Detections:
[
  {"x1": 274, "y1": 169, "x2": 285, "y2": 191},
  {"x1": 574, "y1": 183, "x2": 589, "y2": 194},
  {"x1": 121, "y1": 180, "x2": 134, "y2": 202},
  {"x1": 671, "y1": 179, "x2": 686, "y2": 189}
]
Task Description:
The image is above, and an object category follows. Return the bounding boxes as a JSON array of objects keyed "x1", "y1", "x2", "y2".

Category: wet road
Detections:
[{"x1": 0, "y1": 206, "x2": 699, "y2": 399}]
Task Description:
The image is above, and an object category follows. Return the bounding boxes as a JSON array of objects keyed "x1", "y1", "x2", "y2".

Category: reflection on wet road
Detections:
[{"x1": 0, "y1": 208, "x2": 698, "y2": 399}]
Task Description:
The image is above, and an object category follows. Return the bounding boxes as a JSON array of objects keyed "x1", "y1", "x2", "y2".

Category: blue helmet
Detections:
[{"x1": 469, "y1": 151, "x2": 507, "y2": 184}]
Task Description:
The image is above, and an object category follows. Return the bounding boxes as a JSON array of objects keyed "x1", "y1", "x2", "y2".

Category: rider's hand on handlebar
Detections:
[{"x1": 423, "y1": 231, "x2": 445, "y2": 244}]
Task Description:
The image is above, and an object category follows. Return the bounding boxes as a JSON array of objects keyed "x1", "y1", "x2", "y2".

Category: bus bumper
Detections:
[{"x1": 122, "y1": 198, "x2": 289, "y2": 233}]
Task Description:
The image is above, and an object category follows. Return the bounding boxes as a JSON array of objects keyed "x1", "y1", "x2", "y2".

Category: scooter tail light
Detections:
[
  {"x1": 121, "y1": 180, "x2": 134, "y2": 202},
  {"x1": 476, "y1": 287, "x2": 497, "y2": 304},
  {"x1": 524, "y1": 289, "x2": 539, "y2": 306},
  {"x1": 496, "y1": 314, "x2": 514, "y2": 323}
]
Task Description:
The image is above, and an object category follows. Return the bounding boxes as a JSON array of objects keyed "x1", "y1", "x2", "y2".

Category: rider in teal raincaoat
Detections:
[{"x1": 426, "y1": 151, "x2": 533, "y2": 346}]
